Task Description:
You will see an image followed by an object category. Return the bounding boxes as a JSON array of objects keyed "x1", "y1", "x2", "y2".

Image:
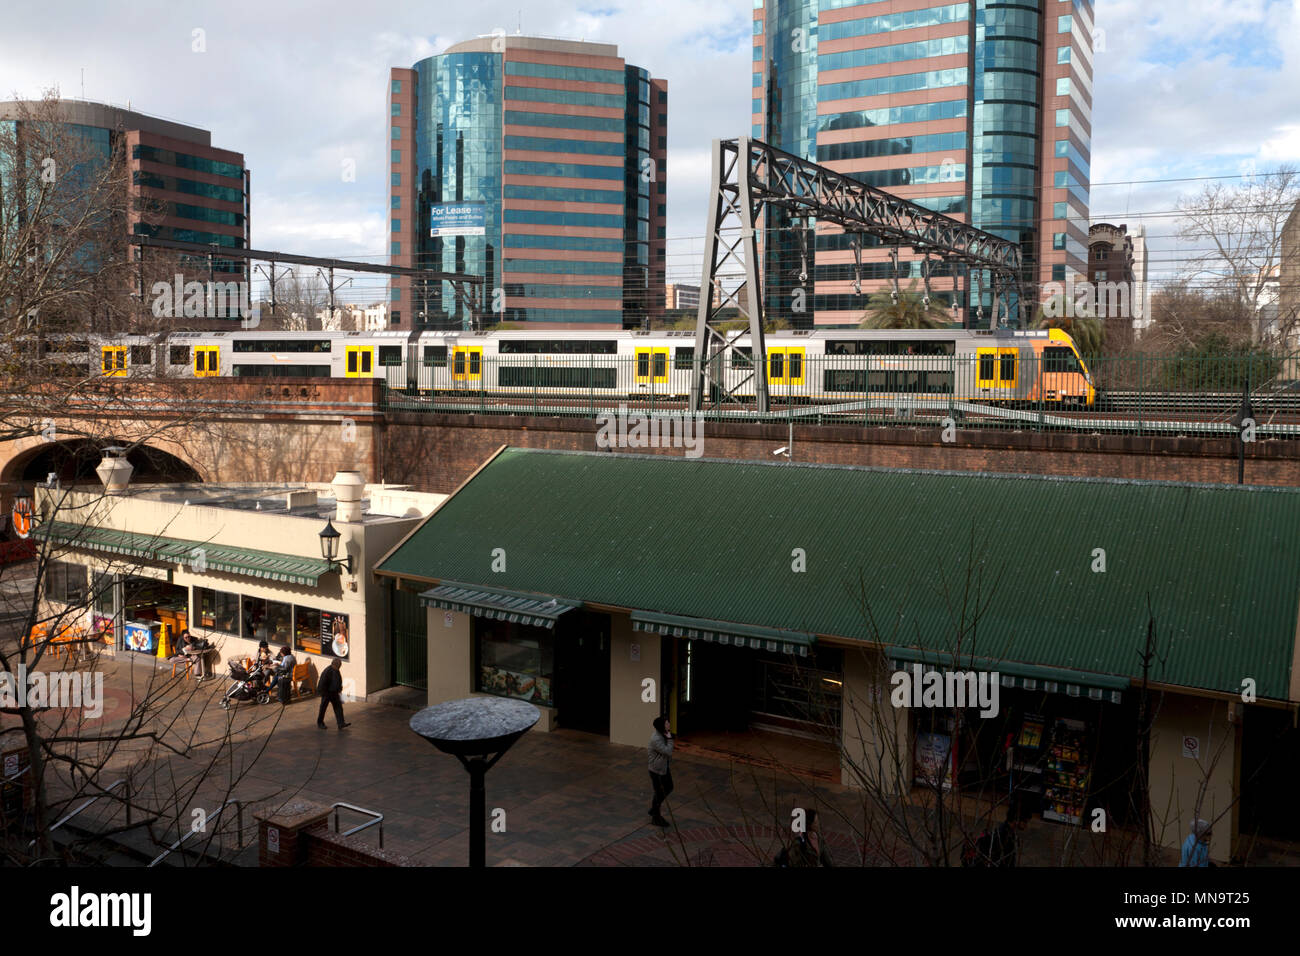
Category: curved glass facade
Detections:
[{"x1": 413, "y1": 52, "x2": 502, "y2": 327}]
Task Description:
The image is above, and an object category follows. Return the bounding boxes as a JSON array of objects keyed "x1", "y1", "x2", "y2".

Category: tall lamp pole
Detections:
[{"x1": 410, "y1": 697, "x2": 539, "y2": 867}]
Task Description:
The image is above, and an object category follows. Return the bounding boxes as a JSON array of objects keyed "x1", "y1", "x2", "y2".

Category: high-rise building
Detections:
[
  {"x1": 752, "y1": 0, "x2": 1093, "y2": 327},
  {"x1": 665, "y1": 282, "x2": 701, "y2": 310},
  {"x1": 0, "y1": 100, "x2": 250, "y2": 321},
  {"x1": 388, "y1": 36, "x2": 667, "y2": 330}
]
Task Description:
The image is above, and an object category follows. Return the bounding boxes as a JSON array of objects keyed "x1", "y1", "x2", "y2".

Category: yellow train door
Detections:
[
  {"x1": 635, "y1": 347, "x2": 668, "y2": 385},
  {"x1": 452, "y1": 347, "x2": 482, "y2": 382},
  {"x1": 102, "y1": 346, "x2": 127, "y2": 377},
  {"x1": 193, "y1": 346, "x2": 220, "y2": 377},
  {"x1": 345, "y1": 346, "x2": 374, "y2": 378}
]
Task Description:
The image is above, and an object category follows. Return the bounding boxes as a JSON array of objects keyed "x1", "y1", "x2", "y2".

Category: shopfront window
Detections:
[
  {"x1": 196, "y1": 587, "x2": 241, "y2": 634},
  {"x1": 475, "y1": 619, "x2": 554, "y2": 706},
  {"x1": 46, "y1": 561, "x2": 88, "y2": 605},
  {"x1": 293, "y1": 606, "x2": 351, "y2": 659},
  {"x1": 91, "y1": 571, "x2": 116, "y2": 616},
  {"x1": 243, "y1": 596, "x2": 293, "y2": 645}
]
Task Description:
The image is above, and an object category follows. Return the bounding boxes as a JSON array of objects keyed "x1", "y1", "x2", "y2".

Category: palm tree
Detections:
[
  {"x1": 1037, "y1": 295, "x2": 1104, "y2": 357},
  {"x1": 860, "y1": 280, "x2": 953, "y2": 329}
]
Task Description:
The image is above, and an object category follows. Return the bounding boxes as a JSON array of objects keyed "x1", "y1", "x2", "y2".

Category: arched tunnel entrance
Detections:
[{"x1": 10, "y1": 441, "x2": 202, "y2": 486}]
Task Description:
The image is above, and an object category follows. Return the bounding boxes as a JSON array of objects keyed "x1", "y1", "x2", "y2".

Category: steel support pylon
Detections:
[{"x1": 692, "y1": 138, "x2": 769, "y2": 414}]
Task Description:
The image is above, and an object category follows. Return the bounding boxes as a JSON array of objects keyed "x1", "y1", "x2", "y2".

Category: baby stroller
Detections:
[{"x1": 220, "y1": 659, "x2": 272, "y2": 709}]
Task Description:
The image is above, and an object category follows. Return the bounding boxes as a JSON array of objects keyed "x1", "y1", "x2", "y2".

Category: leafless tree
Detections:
[{"x1": 1176, "y1": 165, "x2": 1300, "y2": 346}]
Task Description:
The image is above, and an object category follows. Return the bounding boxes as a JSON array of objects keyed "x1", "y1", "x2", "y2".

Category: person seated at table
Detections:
[
  {"x1": 168, "y1": 630, "x2": 192, "y2": 662},
  {"x1": 253, "y1": 640, "x2": 275, "y2": 684}
]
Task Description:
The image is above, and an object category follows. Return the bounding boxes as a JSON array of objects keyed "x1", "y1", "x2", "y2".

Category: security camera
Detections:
[{"x1": 774, "y1": 446, "x2": 789, "y2": 456}]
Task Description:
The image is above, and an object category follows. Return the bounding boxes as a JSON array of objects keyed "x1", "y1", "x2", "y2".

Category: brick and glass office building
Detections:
[
  {"x1": 388, "y1": 36, "x2": 667, "y2": 330},
  {"x1": 0, "y1": 100, "x2": 250, "y2": 317},
  {"x1": 752, "y1": 0, "x2": 1093, "y2": 326}
]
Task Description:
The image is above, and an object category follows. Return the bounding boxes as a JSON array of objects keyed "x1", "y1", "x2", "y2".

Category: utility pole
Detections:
[{"x1": 1137, "y1": 602, "x2": 1156, "y2": 867}]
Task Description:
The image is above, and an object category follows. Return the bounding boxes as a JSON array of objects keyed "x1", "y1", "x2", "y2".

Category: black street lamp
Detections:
[
  {"x1": 318, "y1": 518, "x2": 354, "y2": 574},
  {"x1": 410, "y1": 697, "x2": 539, "y2": 867}
]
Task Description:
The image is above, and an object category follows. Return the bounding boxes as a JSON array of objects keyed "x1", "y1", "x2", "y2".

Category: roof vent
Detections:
[
  {"x1": 332, "y1": 470, "x2": 365, "y2": 523},
  {"x1": 95, "y1": 447, "x2": 133, "y2": 495}
]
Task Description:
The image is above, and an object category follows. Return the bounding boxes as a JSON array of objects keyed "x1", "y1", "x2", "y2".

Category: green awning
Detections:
[
  {"x1": 420, "y1": 582, "x2": 580, "y2": 629},
  {"x1": 631, "y1": 610, "x2": 814, "y2": 657},
  {"x1": 34, "y1": 521, "x2": 334, "y2": 587},
  {"x1": 888, "y1": 646, "x2": 1129, "y2": 704}
]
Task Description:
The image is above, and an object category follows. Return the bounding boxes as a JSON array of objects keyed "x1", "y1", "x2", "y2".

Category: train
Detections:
[{"x1": 34, "y1": 327, "x2": 1096, "y2": 407}]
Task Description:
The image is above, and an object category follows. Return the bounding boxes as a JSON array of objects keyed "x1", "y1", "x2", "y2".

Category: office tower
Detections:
[
  {"x1": 753, "y1": 0, "x2": 1093, "y2": 327},
  {"x1": 389, "y1": 36, "x2": 667, "y2": 329}
]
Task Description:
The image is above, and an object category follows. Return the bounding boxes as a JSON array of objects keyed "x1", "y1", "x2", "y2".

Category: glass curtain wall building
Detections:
[
  {"x1": 389, "y1": 37, "x2": 666, "y2": 330},
  {"x1": 0, "y1": 100, "x2": 250, "y2": 324},
  {"x1": 753, "y1": 0, "x2": 1093, "y2": 327}
]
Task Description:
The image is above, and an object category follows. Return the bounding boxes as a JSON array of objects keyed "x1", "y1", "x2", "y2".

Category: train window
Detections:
[
  {"x1": 977, "y1": 353, "x2": 996, "y2": 384},
  {"x1": 169, "y1": 346, "x2": 191, "y2": 366},
  {"x1": 233, "y1": 340, "x2": 331, "y2": 353},
  {"x1": 498, "y1": 367, "x2": 618, "y2": 389},
  {"x1": 824, "y1": 369, "x2": 866, "y2": 392},
  {"x1": 130, "y1": 346, "x2": 152, "y2": 365},
  {"x1": 731, "y1": 347, "x2": 753, "y2": 369},
  {"x1": 498, "y1": 340, "x2": 617, "y2": 354},
  {"x1": 454, "y1": 352, "x2": 465, "y2": 376},
  {"x1": 788, "y1": 350, "x2": 803, "y2": 381},
  {"x1": 653, "y1": 352, "x2": 666, "y2": 379},
  {"x1": 999, "y1": 351, "x2": 1017, "y2": 384},
  {"x1": 674, "y1": 347, "x2": 695, "y2": 370},
  {"x1": 1043, "y1": 346, "x2": 1080, "y2": 373},
  {"x1": 637, "y1": 352, "x2": 649, "y2": 378},
  {"x1": 232, "y1": 365, "x2": 331, "y2": 378},
  {"x1": 770, "y1": 352, "x2": 784, "y2": 380},
  {"x1": 423, "y1": 346, "x2": 448, "y2": 367},
  {"x1": 378, "y1": 346, "x2": 402, "y2": 366}
]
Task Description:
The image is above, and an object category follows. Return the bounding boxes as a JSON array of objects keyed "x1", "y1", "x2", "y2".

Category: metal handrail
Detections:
[
  {"x1": 148, "y1": 799, "x2": 243, "y2": 867},
  {"x1": 332, "y1": 801, "x2": 384, "y2": 848},
  {"x1": 28, "y1": 778, "x2": 128, "y2": 849}
]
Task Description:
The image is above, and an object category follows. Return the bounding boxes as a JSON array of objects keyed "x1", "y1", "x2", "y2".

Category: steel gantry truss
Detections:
[
  {"x1": 691, "y1": 137, "x2": 1029, "y2": 413},
  {"x1": 130, "y1": 236, "x2": 485, "y2": 329}
]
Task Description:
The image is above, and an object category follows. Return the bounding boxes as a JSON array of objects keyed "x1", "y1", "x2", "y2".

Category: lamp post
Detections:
[
  {"x1": 318, "y1": 518, "x2": 354, "y2": 574},
  {"x1": 410, "y1": 697, "x2": 539, "y2": 867}
]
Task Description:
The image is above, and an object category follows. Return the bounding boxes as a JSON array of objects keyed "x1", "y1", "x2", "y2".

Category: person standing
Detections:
[
  {"x1": 775, "y1": 808, "x2": 834, "y2": 867},
  {"x1": 275, "y1": 645, "x2": 297, "y2": 705},
  {"x1": 648, "y1": 716, "x2": 674, "y2": 827},
  {"x1": 1180, "y1": 819, "x2": 1212, "y2": 867},
  {"x1": 316, "y1": 658, "x2": 351, "y2": 730}
]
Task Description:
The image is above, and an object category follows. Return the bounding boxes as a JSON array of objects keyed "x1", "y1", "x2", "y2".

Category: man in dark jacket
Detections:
[{"x1": 316, "y1": 658, "x2": 351, "y2": 730}]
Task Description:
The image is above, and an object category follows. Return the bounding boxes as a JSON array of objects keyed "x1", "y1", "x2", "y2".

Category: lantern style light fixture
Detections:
[{"x1": 318, "y1": 518, "x2": 354, "y2": 575}]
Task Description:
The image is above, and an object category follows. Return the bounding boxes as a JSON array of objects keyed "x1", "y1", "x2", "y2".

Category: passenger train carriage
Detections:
[{"x1": 53, "y1": 327, "x2": 1094, "y2": 407}]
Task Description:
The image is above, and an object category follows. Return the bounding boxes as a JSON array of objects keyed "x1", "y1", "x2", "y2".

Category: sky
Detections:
[{"x1": 1, "y1": 0, "x2": 1297, "y2": 304}]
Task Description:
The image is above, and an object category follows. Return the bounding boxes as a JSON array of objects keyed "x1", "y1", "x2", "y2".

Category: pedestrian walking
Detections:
[
  {"x1": 316, "y1": 658, "x2": 351, "y2": 730},
  {"x1": 1179, "y1": 819, "x2": 1212, "y2": 867},
  {"x1": 647, "y1": 715, "x2": 674, "y2": 827}
]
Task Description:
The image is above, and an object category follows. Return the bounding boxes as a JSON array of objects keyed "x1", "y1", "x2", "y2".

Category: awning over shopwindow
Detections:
[
  {"x1": 34, "y1": 521, "x2": 333, "y2": 587},
  {"x1": 631, "y1": 610, "x2": 814, "y2": 657},
  {"x1": 888, "y1": 646, "x2": 1128, "y2": 704},
  {"x1": 419, "y1": 582, "x2": 580, "y2": 629}
]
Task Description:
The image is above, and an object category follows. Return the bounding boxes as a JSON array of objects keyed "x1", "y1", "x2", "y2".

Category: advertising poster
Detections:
[
  {"x1": 124, "y1": 622, "x2": 156, "y2": 654},
  {"x1": 913, "y1": 732, "x2": 955, "y2": 790},
  {"x1": 429, "y1": 202, "x2": 486, "y2": 237},
  {"x1": 321, "y1": 611, "x2": 350, "y2": 659}
]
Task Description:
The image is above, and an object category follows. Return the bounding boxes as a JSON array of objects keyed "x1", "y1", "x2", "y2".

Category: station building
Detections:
[
  {"x1": 32, "y1": 467, "x2": 443, "y2": 697},
  {"x1": 377, "y1": 446, "x2": 1300, "y2": 862}
]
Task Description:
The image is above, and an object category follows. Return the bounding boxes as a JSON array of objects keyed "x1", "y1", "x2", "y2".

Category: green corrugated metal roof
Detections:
[
  {"x1": 376, "y1": 448, "x2": 1300, "y2": 701},
  {"x1": 36, "y1": 521, "x2": 333, "y2": 587}
]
